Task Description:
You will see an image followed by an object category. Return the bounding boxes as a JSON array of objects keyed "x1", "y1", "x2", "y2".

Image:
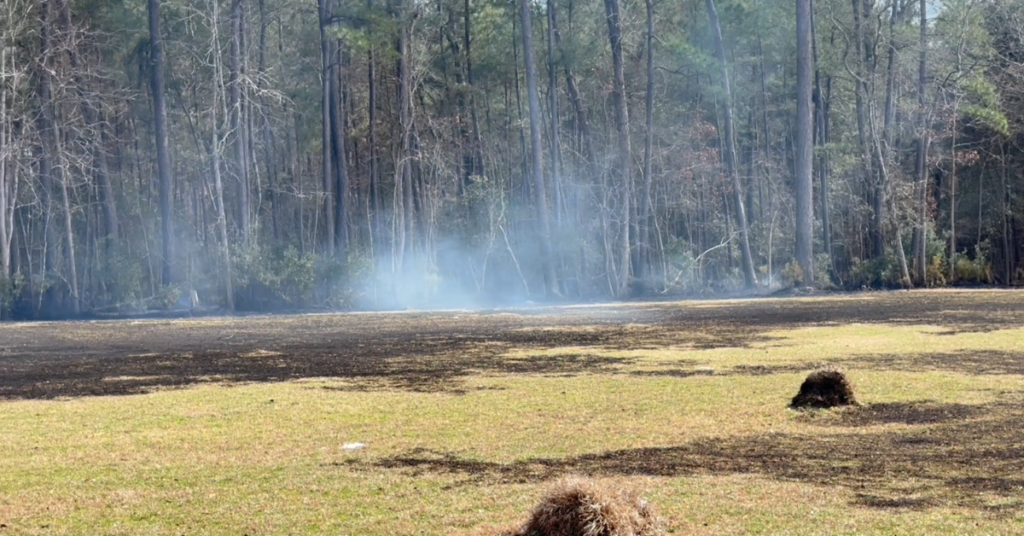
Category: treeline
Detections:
[{"x1": 0, "y1": 0, "x2": 1022, "y2": 318}]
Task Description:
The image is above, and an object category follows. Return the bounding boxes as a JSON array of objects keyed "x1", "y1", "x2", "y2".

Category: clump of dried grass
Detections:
[
  {"x1": 790, "y1": 368, "x2": 859, "y2": 409},
  {"x1": 500, "y1": 476, "x2": 664, "y2": 536}
]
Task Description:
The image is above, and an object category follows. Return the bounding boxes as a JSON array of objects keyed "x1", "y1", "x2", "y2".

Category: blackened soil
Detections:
[{"x1": 1, "y1": 290, "x2": 1022, "y2": 399}]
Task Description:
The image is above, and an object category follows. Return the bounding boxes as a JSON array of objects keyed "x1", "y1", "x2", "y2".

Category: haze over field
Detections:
[{"x1": 1, "y1": 0, "x2": 1023, "y2": 319}]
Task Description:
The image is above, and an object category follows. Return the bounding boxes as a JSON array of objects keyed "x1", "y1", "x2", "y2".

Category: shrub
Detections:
[
  {"x1": 780, "y1": 261, "x2": 805, "y2": 288},
  {"x1": 501, "y1": 477, "x2": 664, "y2": 536},
  {"x1": 98, "y1": 248, "x2": 144, "y2": 309},
  {"x1": 791, "y1": 368, "x2": 859, "y2": 409},
  {"x1": 813, "y1": 253, "x2": 836, "y2": 289},
  {"x1": 952, "y1": 243, "x2": 993, "y2": 284},
  {"x1": 232, "y1": 244, "x2": 317, "y2": 310},
  {"x1": 319, "y1": 249, "x2": 374, "y2": 308},
  {"x1": 848, "y1": 253, "x2": 902, "y2": 289},
  {"x1": 926, "y1": 254, "x2": 947, "y2": 287},
  {"x1": 0, "y1": 272, "x2": 25, "y2": 319}
]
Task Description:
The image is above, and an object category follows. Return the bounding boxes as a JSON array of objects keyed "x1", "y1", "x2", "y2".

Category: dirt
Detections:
[
  {"x1": 4, "y1": 290, "x2": 1024, "y2": 514},
  {"x1": 366, "y1": 396, "x2": 1024, "y2": 512},
  {"x1": 0, "y1": 290, "x2": 1022, "y2": 400}
]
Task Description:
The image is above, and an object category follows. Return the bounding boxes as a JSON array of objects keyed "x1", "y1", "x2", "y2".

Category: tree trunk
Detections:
[
  {"x1": 0, "y1": 46, "x2": 8, "y2": 286},
  {"x1": 811, "y1": 0, "x2": 833, "y2": 278},
  {"x1": 850, "y1": 0, "x2": 879, "y2": 260},
  {"x1": 638, "y1": 0, "x2": 655, "y2": 284},
  {"x1": 519, "y1": 0, "x2": 559, "y2": 297},
  {"x1": 0, "y1": 26, "x2": 19, "y2": 293},
  {"x1": 148, "y1": 0, "x2": 175, "y2": 285},
  {"x1": 229, "y1": 0, "x2": 250, "y2": 244},
  {"x1": 209, "y1": 0, "x2": 235, "y2": 310},
  {"x1": 466, "y1": 0, "x2": 484, "y2": 182},
  {"x1": 212, "y1": 136, "x2": 235, "y2": 310},
  {"x1": 604, "y1": 0, "x2": 633, "y2": 295},
  {"x1": 368, "y1": 0, "x2": 381, "y2": 247},
  {"x1": 35, "y1": 0, "x2": 61, "y2": 313},
  {"x1": 257, "y1": 0, "x2": 279, "y2": 241},
  {"x1": 393, "y1": 3, "x2": 415, "y2": 268},
  {"x1": 55, "y1": 130, "x2": 80, "y2": 313},
  {"x1": 795, "y1": 0, "x2": 815, "y2": 286},
  {"x1": 331, "y1": 36, "x2": 349, "y2": 255},
  {"x1": 882, "y1": 0, "x2": 899, "y2": 145},
  {"x1": 949, "y1": 112, "x2": 957, "y2": 282},
  {"x1": 870, "y1": 107, "x2": 911, "y2": 286},
  {"x1": 914, "y1": 0, "x2": 928, "y2": 284},
  {"x1": 706, "y1": 0, "x2": 758, "y2": 289},
  {"x1": 511, "y1": 12, "x2": 529, "y2": 201},
  {"x1": 1001, "y1": 142, "x2": 1010, "y2": 283},
  {"x1": 546, "y1": 0, "x2": 563, "y2": 224},
  {"x1": 317, "y1": 0, "x2": 335, "y2": 254},
  {"x1": 96, "y1": 121, "x2": 119, "y2": 242},
  {"x1": 876, "y1": 0, "x2": 904, "y2": 267},
  {"x1": 757, "y1": 31, "x2": 771, "y2": 221}
]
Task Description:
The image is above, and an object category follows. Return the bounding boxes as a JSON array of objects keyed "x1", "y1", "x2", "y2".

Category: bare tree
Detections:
[
  {"x1": 638, "y1": 0, "x2": 655, "y2": 285},
  {"x1": 330, "y1": 24, "x2": 349, "y2": 255},
  {"x1": 229, "y1": 0, "x2": 251, "y2": 243},
  {"x1": 208, "y1": 0, "x2": 235, "y2": 310},
  {"x1": 914, "y1": 0, "x2": 929, "y2": 284},
  {"x1": 545, "y1": 0, "x2": 563, "y2": 223},
  {"x1": 812, "y1": 0, "x2": 834, "y2": 278},
  {"x1": 795, "y1": 0, "x2": 814, "y2": 286},
  {"x1": 317, "y1": 0, "x2": 335, "y2": 254},
  {"x1": 0, "y1": 0, "x2": 30, "y2": 296},
  {"x1": 706, "y1": 0, "x2": 758, "y2": 289},
  {"x1": 35, "y1": 0, "x2": 61, "y2": 311},
  {"x1": 520, "y1": 0, "x2": 559, "y2": 297},
  {"x1": 148, "y1": 0, "x2": 175, "y2": 285},
  {"x1": 604, "y1": 0, "x2": 632, "y2": 296}
]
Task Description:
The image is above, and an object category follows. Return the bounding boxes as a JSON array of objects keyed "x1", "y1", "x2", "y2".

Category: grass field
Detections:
[{"x1": 2, "y1": 290, "x2": 1024, "y2": 535}]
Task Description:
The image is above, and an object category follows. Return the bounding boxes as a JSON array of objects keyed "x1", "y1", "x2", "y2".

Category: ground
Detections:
[{"x1": 1, "y1": 290, "x2": 1023, "y2": 534}]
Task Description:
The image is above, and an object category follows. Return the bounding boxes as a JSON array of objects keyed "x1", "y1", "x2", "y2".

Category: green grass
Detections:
[{"x1": 3, "y1": 291, "x2": 1024, "y2": 534}]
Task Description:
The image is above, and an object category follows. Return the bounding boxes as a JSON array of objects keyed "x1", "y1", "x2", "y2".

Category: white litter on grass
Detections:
[{"x1": 342, "y1": 442, "x2": 366, "y2": 450}]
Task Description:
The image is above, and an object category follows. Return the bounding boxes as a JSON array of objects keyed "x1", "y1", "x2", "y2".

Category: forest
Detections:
[{"x1": 0, "y1": 0, "x2": 1021, "y2": 318}]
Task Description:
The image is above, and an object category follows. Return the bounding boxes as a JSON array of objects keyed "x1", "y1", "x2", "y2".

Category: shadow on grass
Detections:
[{"x1": 357, "y1": 399, "x2": 1024, "y2": 513}]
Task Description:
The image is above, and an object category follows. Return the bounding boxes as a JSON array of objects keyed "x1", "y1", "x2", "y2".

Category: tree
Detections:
[
  {"x1": 0, "y1": 0, "x2": 31, "y2": 314},
  {"x1": 318, "y1": 0, "x2": 335, "y2": 255},
  {"x1": 914, "y1": 0, "x2": 929, "y2": 284},
  {"x1": 604, "y1": 0, "x2": 632, "y2": 296},
  {"x1": 706, "y1": 0, "x2": 758, "y2": 289},
  {"x1": 638, "y1": 0, "x2": 655, "y2": 284},
  {"x1": 148, "y1": 0, "x2": 175, "y2": 286},
  {"x1": 795, "y1": 0, "x2": 814, "y2": 286},
  {"x1": 520, "y1": 0, "x2": 559, "y2": 297},
  {"x1": 4, "y1": 0, "x2": 1024, "y2": 318}
]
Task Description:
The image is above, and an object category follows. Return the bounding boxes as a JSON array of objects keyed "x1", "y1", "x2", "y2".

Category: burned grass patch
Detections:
[
  {"x1": 831, "y1": 401, "x2": 987, "y2": 426},
  {"x1": 2, "y1": 290, "x2": 1024, "y2": 400},
  {"x1": 362, "y1": 398, "x2": 1024, "y2": 513},
  {"x1": 839, "y1": 350, "x2": 1024, "y2": 376},
  {"x1": 0, "y1": 347, "x2": 636, "y2": 398}
]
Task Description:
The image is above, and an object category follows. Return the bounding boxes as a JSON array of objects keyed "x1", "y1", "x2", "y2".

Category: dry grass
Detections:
[
  {"x1": 499, "y1": 476, "x2": 663, "y2": 536},
  {"x1": 1, "y1": 290, "x2": 1024, "y2": 534},
  {"x1": 790, "y1": 368, "x2": 858, "y2": 409}
]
